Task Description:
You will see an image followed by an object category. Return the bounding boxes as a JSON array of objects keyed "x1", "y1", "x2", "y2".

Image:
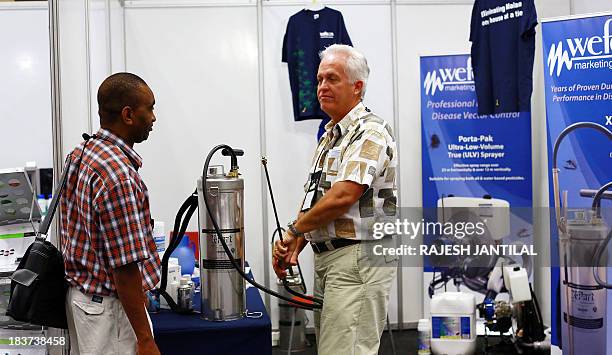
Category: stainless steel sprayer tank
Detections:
[{"x1": 197, "y1": 165, "x2": 246, "y2": 321}]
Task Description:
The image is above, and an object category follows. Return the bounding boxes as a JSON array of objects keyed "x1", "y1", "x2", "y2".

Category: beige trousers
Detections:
[
  {"x1": 313, "y1": 239, "x2": 398, "y2": 355},
  {"x1": 66, "y1": 287, "x2": 152, "y2": 355}
]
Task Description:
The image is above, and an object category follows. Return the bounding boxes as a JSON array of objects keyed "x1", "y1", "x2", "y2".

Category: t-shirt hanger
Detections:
[{"x1": 304, "y1": 0, "x2": 325, "y2": 11}]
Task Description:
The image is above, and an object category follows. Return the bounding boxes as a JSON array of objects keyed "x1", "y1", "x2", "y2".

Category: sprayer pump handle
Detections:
[{"x1": 222, "y1": 148, "x2": 244, "y2": 156}]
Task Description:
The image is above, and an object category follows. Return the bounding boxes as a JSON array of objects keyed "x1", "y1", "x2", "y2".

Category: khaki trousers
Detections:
[
  {"x1": 313, "y1": 239, "x2": 398, "y2": 355},
  {"x1": 66, "y1": 287, "x2": 152, "y2": 355}
]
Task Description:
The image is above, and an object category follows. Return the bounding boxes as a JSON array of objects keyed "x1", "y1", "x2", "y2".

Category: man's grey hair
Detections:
[{"x1": 320, "y1": 44, "x2": 370, "y2": 98}]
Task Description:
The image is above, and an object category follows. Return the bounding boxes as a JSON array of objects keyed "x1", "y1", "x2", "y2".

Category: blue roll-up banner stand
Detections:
[
  {"x1": 420, "y1": 54, "x2": 533, "y2": 328},
  {"x1": 542, "y1": 13, "x2": 612, "y2": 354}
]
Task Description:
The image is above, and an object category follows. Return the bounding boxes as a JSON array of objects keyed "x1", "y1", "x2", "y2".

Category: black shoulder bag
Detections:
[{"x1": 7, "y1": 134, "x2": 94, "y2": 329}]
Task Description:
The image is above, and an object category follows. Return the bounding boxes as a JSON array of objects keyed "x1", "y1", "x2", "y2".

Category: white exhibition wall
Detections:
[
  {"x1": 49, "y1": 0, "x2": 125, "y2": 157},
  {"x1": 0, "y1": 2, "x2": 52, "y2": 170},
  {"x1": 4, "y1": 0, "x2": 610, "y2": 331},
  {"x1": 57, "y1": 0, "x2": 92, "y2": 150},
  {"x1": 571, "y1": 0, "x2": 611, "y2": 14}
]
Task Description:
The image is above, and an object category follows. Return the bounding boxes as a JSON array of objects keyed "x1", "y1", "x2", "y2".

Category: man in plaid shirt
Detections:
[{"x1": 60, "y1": 73, "x2": 161, "y2": 355}]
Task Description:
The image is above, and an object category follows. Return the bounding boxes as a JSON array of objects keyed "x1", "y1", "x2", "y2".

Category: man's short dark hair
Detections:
[{"x1": 97, "y1": 72, "x2": 149, "y2": 123}]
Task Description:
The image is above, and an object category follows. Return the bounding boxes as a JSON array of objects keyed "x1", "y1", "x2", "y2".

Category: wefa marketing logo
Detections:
[
  {"x1": 423, "y1": 57, "x2": 475, "y2": 96},
  {"x1": 547, "y1": 18, "x2": 612, "y2": 77}
]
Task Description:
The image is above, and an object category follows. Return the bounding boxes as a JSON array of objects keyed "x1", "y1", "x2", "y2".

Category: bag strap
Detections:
[
  {"x1": 38, "y1": 133, "x2": 96, "y2": 239},
  {"x1": 38, "y1": 164, "x2": 69, "y2": 236}
]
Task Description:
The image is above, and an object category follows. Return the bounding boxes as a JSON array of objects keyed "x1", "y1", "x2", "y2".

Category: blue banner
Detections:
[
  {"x1": 419, "y1": 54, "x2": 533, "y2": 269},
  {"x1": 542, "y1": 13, "x2": 612, "y2": 351},
  {"x1": 420, "y1": 54, "x2": 532, "y2": 209}
]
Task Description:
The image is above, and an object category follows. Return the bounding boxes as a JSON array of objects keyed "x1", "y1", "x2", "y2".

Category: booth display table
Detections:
[{"x1": 151, "y1": 275, "x2": 272, "y2": 355}]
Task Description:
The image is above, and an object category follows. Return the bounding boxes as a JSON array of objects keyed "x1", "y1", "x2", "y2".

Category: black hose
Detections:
[
  {"x1": 591, "y1": 181, "x2": 612, "y2": 289},
  {"x1": 160, "y1": 193, "x2": 196, "y2": 290},
  {"x1": 593, "y1": 230, "x2": 612, "y2": 289},
  {"x1": 269, "y1": 225, "x2": 318, "y2": 299},
  {"x1": 261, "y1": 157, "x2": 321, "y2": 301},
  {"x1": 202, "y1": 145, "x2": 321, "y2": 310},
  {"x1": 159, "y1": 194, "x2": 199, "y2": 311},
  {"x1": 552, "y1": 122, "x2": 612, "y2": 170},
  {"x1": 158, "y1": 195, "x2": 191, "y2": 307},
  {"x1": 552, "y1": 122, "x2": 611, "y2": 224},
  {"x1": 592, "y1": 181, "x2": 612, "y2": 218},
  {"x1": 528, "y1": 283, "x2": 546, "y2": 341},
  {"x1": 517, "y1": 340, "x2": 551, "y2": 351},
  {"x1": 461, "y1": 273, "x2": 488, "y2": 293},
  {"x1": 261, "y1": 159, "x2": 299, "y2": 286}
]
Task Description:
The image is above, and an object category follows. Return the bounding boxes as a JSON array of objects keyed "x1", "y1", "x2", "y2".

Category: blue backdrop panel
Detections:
[
  {"x1": 420, "y1": 54, "x2": 533, "y2": 269},
  {"x1": 542, "y1": 13, "x2": 612, "y2": 350}
]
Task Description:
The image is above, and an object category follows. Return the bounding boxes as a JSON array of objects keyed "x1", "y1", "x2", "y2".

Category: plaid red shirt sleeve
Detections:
[{"x1": 95, "y1": 179, "x2": 152, "y2": 269}]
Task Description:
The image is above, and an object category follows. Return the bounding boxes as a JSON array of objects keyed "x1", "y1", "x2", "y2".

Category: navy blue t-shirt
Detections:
[
  {"x1": 282, "y1": 7, "x2": 352, "y2": 129},
  {"x1": 470, "y1": 0, "x2": 537, "y2": 114}
]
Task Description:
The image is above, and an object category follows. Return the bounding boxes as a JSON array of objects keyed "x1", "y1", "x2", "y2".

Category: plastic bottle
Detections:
[
  {"x1": 37, "y1": 194, "x2": 47, "y2": 216},
  {"x1": 152, "y1": 221, "x2": 166, "y2": 258},
  {"x1": 191, "y1": 267, "x2": 200, "y2": 290},
  {"x1": 430, "y1": 292, "x2": 476, "y2": 355},
  {"x1": 170, "y1": 236, "x2": 195, "y2": 276},
  {"x1": 160, "y1": 258, "x2": 181, "y2": 309},
  {"x1": 177, "y1": 277, "x2": 193, "y2": 312},
  {"x1": 418, "y1": 318, "x2": 431, "y2": 355}
]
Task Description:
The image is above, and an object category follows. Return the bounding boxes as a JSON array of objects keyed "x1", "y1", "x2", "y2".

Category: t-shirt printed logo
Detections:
[
  {"x1": 320, "y1": 31, "x2": 335, "y2": 39},
  {"x1": 480, "y1": 1, "x2": 524, "y2": 27}
]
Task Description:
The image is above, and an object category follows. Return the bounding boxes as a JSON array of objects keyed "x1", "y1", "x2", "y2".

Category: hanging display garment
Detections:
[
  {"x1": 282, "y1": 7, "x2": 353, "y2": 139},
  {"x1": 470, "y1": 0, "x2": 538, "y2": 114}
]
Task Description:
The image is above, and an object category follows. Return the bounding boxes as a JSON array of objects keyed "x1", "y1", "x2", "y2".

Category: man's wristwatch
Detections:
[{"x1": 287, "y1": 220, "x2": 304, "y2": 238}]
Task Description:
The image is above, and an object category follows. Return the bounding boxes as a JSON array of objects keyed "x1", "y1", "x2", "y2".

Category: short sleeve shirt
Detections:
[
  {"x1": 470, "y1": 0, "x2": 538, "y2": 114},
  {"x1": 60, "y1": 128, "x2": 161, "y2": 296},
  {"x1": 282, "y1": 7, "x2": 352, "y2": 122},
  {"x1": 302, "y1": 103, "x2": 398, "y2": 242}
]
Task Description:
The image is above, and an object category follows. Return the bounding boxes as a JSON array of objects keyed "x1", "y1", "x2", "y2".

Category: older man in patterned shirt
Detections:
[
  {"x1": 60, "y1": 73, "x2": 160, "y2": 355},
  {"x1": 273, "y1": 44, "x2": 398, "y2": 354}
]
